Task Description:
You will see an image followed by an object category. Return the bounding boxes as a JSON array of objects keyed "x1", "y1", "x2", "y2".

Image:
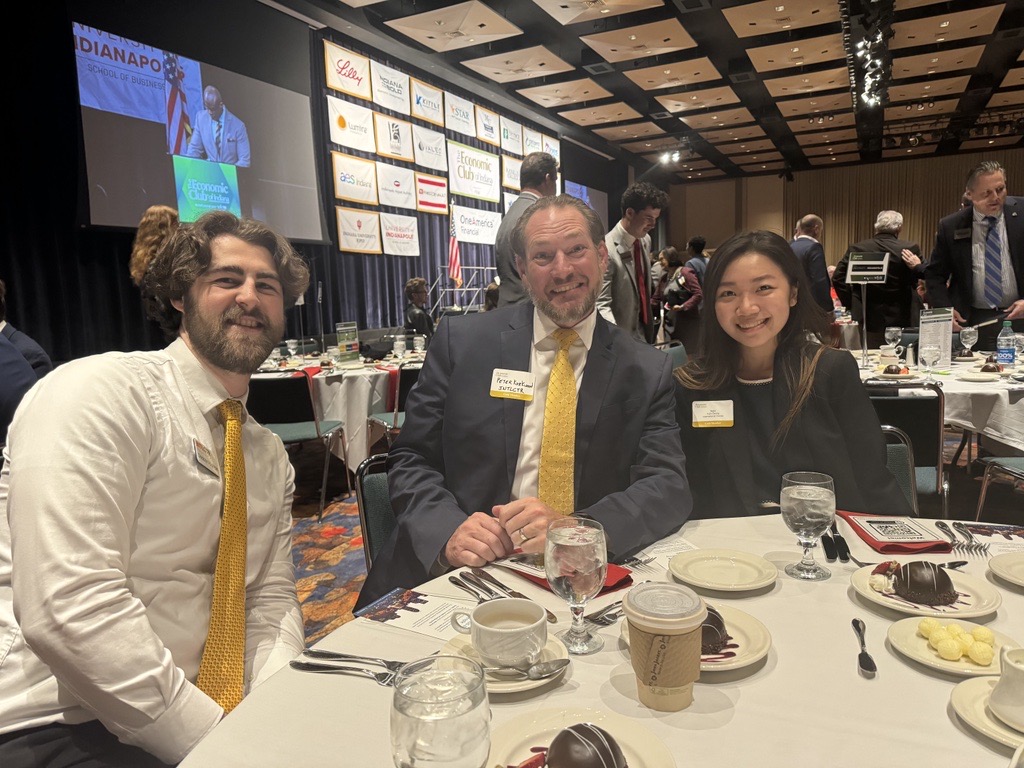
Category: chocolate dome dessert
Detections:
[
  {"x1": 883, "y1": 364, "x2": 903, "y2": 374},
  {"x1": 981, "y1": 363, "x2": 1001, "y2": 373},
  {"x1": 546, "y1": 723, "x2": 626, "y2": 768},
  {"x1": 702, "y1": 605, "x2": 732, "y2": 654},
  {"x1": 892, "y1": 561, "x2": 957, "y2": 606},
  {"x1": 954, "y1": 347, "x2": 973, "y2": 359}
]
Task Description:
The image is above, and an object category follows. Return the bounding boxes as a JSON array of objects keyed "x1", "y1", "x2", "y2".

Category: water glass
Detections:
[
  {"x1": 919, "y1": 344, "x2": 940, "y2": 382},
  {"x1": 545, "y1": 517, "x2": 607, "y2": 655},
  {"x1": 779, "y1": 471, "x2": 836, "y2": 581},
  {"x1": 884, "y1": 327, "x2": 902, "y2": 347},
  {"x1": 285, "y1": 339, "x2": 299, "y2": 359},
  {"x1": 393, "y1": 335, "x2": 407, "y2": 358},
  {"x1": 959, "y1": 326, "x2": 978, "y2": 355},
  {"x1": 413, "y1": 334, "x2": 426, "y2": 353},
  {"x1": 390, "y1": 656, "x2": 490, "y2": 768}
]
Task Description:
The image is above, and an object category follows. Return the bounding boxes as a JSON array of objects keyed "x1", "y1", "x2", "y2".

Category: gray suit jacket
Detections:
[
  {"x1": 356, "y1": 304, "x2": 691, "y2": 608},
  {"x1": 598, "y1": 225, "x2": 652, "y2": 342},
  {"x1": 495, "y1": 192, "x2": 539, "y2": 307},
  {"x1": 185, "y1": 107, "x2": 250, "y2": 167}
]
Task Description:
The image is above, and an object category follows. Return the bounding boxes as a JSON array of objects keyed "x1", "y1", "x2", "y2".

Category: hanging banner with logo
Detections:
[
  {"x1": 336, "y1": 206, "x2": 381, "y2": 254},
  {"x1": 326, "y1": 95, "x2": 376, "y2": 152},
  {"x1": 381, "y1": 212, "x2": 421, "y2": 256},
  {"x1": 500, "y1": 116, "x2": 523, "y2": 155},
  {"x1": 415, "y1": 172, "x2": 448, "y2": 214},
  {"x1": 371, "y1": 60, "x2": 410, "y2": 115},
  {"x1": 331, "y1": 151, "x2": 378, "y2": 204},
  {"x1": 373, "y1": 112, "x2": 415, "y2": 162},
  {"x1": 502, "y1": 155, "x2": 522, "y2": 191},
  {"x1": 324, "y1": 41, "x2": 371, "y2": 100},
  {"x1": 523, "y1": 127, "x2": 543, "y2": 155},
  {"x1": 542, "y1": 135, "x2": 561, "y2": 162},
  {"x1": 447, "y1": 141, "x2": 500, "y2": 203},
  {"x1": 504, "y1": 191, "x2": 517, "y2": 213},
  {"x1": 376, "y1": 162, "x2": 416, "y2": 211},
  {"x1": 476, "y1": 106, "x2": 500, "y2": 146},
  {"x1": 410, "y1": 77, "x2": 444, "y2": 126},
  {"x1": 452, "y1": 204, "x2": 502, "y2": 246},
  {"x1": 412, "y1": 124, "x2": 447, "y2": 171},
  {"x1": 445, "y1": 92, "x2": 476, "y2": 138}
]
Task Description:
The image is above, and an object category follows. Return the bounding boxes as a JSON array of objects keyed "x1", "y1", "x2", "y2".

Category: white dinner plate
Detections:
[
  {"x1": 886, "y1": 617, "x2": 1017, "y2": 677},
  {"x1": 439, "y1": 634, "x2": 568, "y2": 694},
  {"x1": 850, "y1": 565, "x2": 1002, "y2": 618},
  {"x1": 950, "y1": 677, "x2": 1024, "y2": 749},
  {"x1": 620, "y1": 603, "x2": 772, "y2": 673},
  {"x1": 959, "y1": 372, "x2": 1001, "y2": 382},
  {"x1": 489, "y1": 707, "x2": 675, "y2": 768},
  {"x1": 876, "y1": 372, "x2": 920, "y2": 380},
  {"x1": 669, "y1": 548, "x2": 778, "y2": 592},
  {"x1": 989, "y1": 553, "x2": 1024, "y2": 589}
]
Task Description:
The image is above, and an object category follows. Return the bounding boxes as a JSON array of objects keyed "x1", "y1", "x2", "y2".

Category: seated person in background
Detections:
[
  {"x1": 0, "y1": 279, "x2": 52, "y2": 379},
  {"x1": 0, "y1": 211, "x2": 309, "y2": 766},
  {"x1": 674, "y1": 230, "x2": 911, "y2": 519},
  {"x1": 484, "y1": 280, "x2": 499, "y2": 311},
  {"x1": 404, "y1": 277, "x2": 434, "y2": 342},
  {"x1": 129, "y1": 205, "x2": 179, "y2": 287},
  {"x1": 0, "y1": 334, "x2": 34, "y2": 445},
  {"x1": 356, "y1": 195, "x2": 691, "y2": 609}
]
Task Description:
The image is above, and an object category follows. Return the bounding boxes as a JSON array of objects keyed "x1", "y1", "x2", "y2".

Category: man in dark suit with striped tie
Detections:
[{"x1": 924, "y1": 160, "x2": 1024, "y2": 349}]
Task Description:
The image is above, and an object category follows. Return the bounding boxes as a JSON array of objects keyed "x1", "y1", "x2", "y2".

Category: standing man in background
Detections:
[
  {"x1": 186, "y1": 85, "x2": 251, "y2": 167},
  {"x1": 495, "y1": 152, "x2": 558, "y2": 307},
  {"x1": 404, "y1": 277, "x2": 435, "y2": 343},
  {"x1": 599, "y1": 181, "x2": 670, "y2": 343},
  {"x1": 790, "y1": 214, "x2": 832, "y2": 312},
  {"x1": 684, "y1": 235, "x2": 709, "y2": 289}
]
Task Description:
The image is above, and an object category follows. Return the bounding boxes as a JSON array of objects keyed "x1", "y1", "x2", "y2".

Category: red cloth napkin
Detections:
[
  {"x1": 500, "y1": 560, "x2": 634, "y2": 596},
  {"x1": 836, "y1": 511, "x2": 952, "y2": 554}
]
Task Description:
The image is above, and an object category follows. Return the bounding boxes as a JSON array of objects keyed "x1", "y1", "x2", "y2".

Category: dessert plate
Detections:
[
  {"x1": 950, "y1": 677, "x2": 1024, "y2": 749},
  {"x1": 489, "y1": 707, "x2": 675, "y2": 768},
  {"x1": 669, "y1": 549, "x2": 777, "y2": 592},
  {"x1": 886, "y1": 617, "x2": 1018, "y2": 677},
  {"x1": 958, "y1": 372, "x2": 1000, "y2": 382},
  {"x1": 876, "y1": 372, "x2": 920, "y2": 380},
  {"x1": 620, "y1": 603, "x2": 771, "y2": 672},
  {"x1": 851, "y1": 565, "x2": 1002, "y2": 618},
  {"x1": 440, "y1": 634, "x2": 568, "y2": 694},
  {"x1": 989, "y1": 552, "x2": 1024, "y2": 588}
]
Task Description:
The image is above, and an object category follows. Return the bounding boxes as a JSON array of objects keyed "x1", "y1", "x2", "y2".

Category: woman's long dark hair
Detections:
[{"x1": 675, "y1": 230, "x2": 831, "y2": 447}]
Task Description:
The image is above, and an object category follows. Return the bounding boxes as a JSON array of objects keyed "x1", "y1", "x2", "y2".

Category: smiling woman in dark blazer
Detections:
[{"x1": 674, "y1": 230, "x2": 911, "y2": 518}]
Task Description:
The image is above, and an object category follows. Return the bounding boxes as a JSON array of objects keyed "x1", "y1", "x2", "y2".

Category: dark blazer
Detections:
[
  {"x1": 924, "y1": 197, "x2": 1024, "y2": 321},
  {"x1": 2, "y1": 323, "x2": 52, "y2": 379},
  {"x1": 495, "y1": 192, "x2": 539, "y2": 307},
  {"x1": 357, "y1": 303, "x2": 691, "y2": 608},
  {"x1": 789, "y1": 237, "x2": 833, "y2": 311},
  {"x1": 833, "y1": 233, "x2": 921, "y2": 331},
  {"x1": 676, "y1": 347, "x2": 912, "y2": 518},
  {"x1": 404, "y1": 304, "x2": 434, "y2": 341},
  {"x1": 1, "y1": 334, "x2": 36, "y2": 444}
]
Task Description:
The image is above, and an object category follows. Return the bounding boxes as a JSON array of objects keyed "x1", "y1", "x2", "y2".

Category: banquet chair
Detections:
[
  {"x1": 367, "y1": 360, "x2": 421, "y2": 450},
  {"x1": 246, "y1": 371, "x2": 347, "y2": 521},
  {"x1": 880, "y1": 425, "x2": 919, "y2": 515},
  {"x1": 354, "y1": 453, "x2": 396, "y2": 569},
  {"x1": 974, "y1": 457, "x2": 1024, "y2": 521},
  {"x1": 656, "y1": 340, "x2": 688, "y2": 369},
  {"x1": 864, "y1": 381, "x2": 948, "y2": 517}
]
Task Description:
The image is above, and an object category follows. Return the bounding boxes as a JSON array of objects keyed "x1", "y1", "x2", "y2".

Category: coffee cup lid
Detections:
[{"x1": 623, "y1": 582, "x2": 707, "y2": 633}]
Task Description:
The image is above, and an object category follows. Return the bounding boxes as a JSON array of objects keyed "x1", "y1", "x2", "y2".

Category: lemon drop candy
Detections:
[
  {"x1": 967, "y1": 642, "x2": 994, "y2": 666},
  {"x1": 918, "y1": 618, "x2": 940, "y2": 638},
  {"x1": 935, "y1": 638, "x2": 963, "y2": 661},
  {"x1": 928, "y1": 628, "x2": 952, "y2": 650},
  {"x1": 971, "y1": 626, "x2": 995, "y2": 645}
]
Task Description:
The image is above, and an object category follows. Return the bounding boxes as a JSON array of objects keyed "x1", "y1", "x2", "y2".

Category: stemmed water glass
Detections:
[
  {"x1": 959, "y1": 326, "x2": 978, "y2": 357},
  {"x1": 884, "y1": 326, "x2": 902, "y2": 347},
  {"x1": 545, "y1": 517, "x2": 607, "y2": 655},
  {"x1": 919, "y1": 344, "x2": 940, "y2": 383},
  {"x1": 390, "y1": 656, "x2": 490, "y2": 768},
  {"x1": 779, "y1": 471, "x2": 836, "y2": 581},
  {"x1": 285, "y1": 339, "x2": 299, "y2": 360}
]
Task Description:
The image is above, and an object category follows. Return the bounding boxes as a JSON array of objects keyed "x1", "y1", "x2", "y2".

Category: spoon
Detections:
[
  {"x1": 852, "y1": 618, "x2": 877, "y2": 676},
  {"x1": 483, "y1": 658, "x2": 570, "y2": 681}
]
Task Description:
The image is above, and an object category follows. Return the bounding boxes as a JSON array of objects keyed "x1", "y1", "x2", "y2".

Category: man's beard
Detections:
[
  {"x1": 182, "y1": 298, "x2": 284, "y2": 374},
  {"x1": 524, "y1": 280, "x2": 599, "y2": 327}
]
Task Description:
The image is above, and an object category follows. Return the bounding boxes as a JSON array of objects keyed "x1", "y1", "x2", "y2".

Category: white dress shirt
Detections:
[
  {"x1": 0, "y1": 338, "x2": 304, "y2": 763},
  {"x1": 970, "y1": 207, "x2": 1019, "y2": 308},
  {"x1": 511, "y1": 308, "x2": 597, "y2": 501}
]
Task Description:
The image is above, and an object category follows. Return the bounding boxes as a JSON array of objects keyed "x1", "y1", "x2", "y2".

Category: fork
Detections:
[
  {"x1": 289, "y1": 660, "x2": 396, "y2": 686},
  {"x1": 303, "y1": 649, "x2": 405, "y2": 672},
  {"x1": 583, "y1": 600, "x2": 623, "y2": 625},
  {"x1": 953, "y1": 522, "x2": 990, "y2": 556},
  {"x1": 935, "y1": 521, "x2": 967, "y2": 554},
  {"x1": 622, "y1": 555, "x2": 656, "y2": 570}
]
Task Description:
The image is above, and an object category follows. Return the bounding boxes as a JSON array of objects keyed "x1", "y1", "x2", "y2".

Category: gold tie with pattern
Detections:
[
  {"x1": 196, "y1": 399, "x2": 247, "y2": 712},
  {"x1": 538, "y1": 329, "x2": 578, "y2": 515}
]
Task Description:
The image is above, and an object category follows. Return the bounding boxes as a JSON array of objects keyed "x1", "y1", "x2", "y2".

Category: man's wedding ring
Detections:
[{"x1": 517, "y1": 528, "x2": 529, "y2": 544}]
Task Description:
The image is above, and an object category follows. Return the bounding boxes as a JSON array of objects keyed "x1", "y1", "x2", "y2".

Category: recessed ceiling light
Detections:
[
  {"x1": 791, "y1": 47, "x2": 800, "y2": 53},
  {"x1": 629, "y1": 35, "x2": 636, "y2": 41},
  {"x1": 939, "y1": 21, "x2": 950, "y2": 28},
  {"x1": 775, "y1": 5, "x2": 785, "y2": 11},
  {"x1": 937, "y1": 37, "x2": 945, "y2": 42},
  {"x1": 663, "y1": 69, "x2": 671, "y2": 75}
]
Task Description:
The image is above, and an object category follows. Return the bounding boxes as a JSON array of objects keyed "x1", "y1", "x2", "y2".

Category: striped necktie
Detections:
[
  {"x1": 983, "y1": 216, "x2": 1002, "y2": 308},
  {"x1": 538, "y1": 329, "x2": 578, "y2": 515},
  {"x1": 196, "y1": 399, "x2": 247, "y2": 712}
]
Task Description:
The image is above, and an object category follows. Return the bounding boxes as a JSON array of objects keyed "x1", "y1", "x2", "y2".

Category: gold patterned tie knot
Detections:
[
  {"x1": 553, "y1": 328, "x2": 578, "y2": 351},
  {"x1": 197, "y1": 398, "x2": 247, "y2": 713},
  {"x1": 539, "y1": 329, "x2": 579, "y2": 516}
]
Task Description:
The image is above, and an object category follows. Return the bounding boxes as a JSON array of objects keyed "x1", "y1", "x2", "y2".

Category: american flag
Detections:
[
  {"x1": 448, "y1": 212, "x2": 463, "y2": 288},
  {"x1": 164, "y1": 52, "x2": 192, "y2": 155}
]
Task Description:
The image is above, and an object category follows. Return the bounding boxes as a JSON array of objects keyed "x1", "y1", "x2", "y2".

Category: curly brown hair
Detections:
[
  {"x1": 129, "y1": 205, "x2": 179, "y2": 286},
  {"x1": 141, "y1": 210, "x2": 310, "y2": 336}
]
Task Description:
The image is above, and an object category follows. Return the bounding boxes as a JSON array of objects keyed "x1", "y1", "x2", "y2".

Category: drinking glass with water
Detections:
[
  {"x1": 919, "y1": 344, "x2": 940, "y2": 382},
  {"x1": 545, "y1": 517, "x2": 607, "y2": 655},
  {"x1": 884, "y1": 327, "x2": 902, "y2": 347},
  {"x1": 779, "y1": 471, "x2": 836, "y2": 582}
]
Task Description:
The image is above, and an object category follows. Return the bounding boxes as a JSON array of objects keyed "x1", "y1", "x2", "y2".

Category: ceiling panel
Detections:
[
  {"x1": 623, "y1": 58, "x2": 722, "y2": 91},
  {"x1": 738, "y1": 161, "x2": 787, "y2": 173},
  {"x1": 763, "y1": 67, "x2": 849, "y2": 98},
  {"x1": 803, "y1": 141, "x2": 860, "y2": 156},
  {"x1": 891, "y1": 46, "x2": 985, "y2": 78},
  {"x1": 461, "y1": 45, "x2": 573, "y2": 83},
  {"x1": 516, "y1": 78, "x2": 613, "y2": 108},
  {"x1": 718, "y1": 138, "x2": 780, "y2": 155},
  {"x1": 679, "y1": 107, "x2": 755, "y2": 131},
  {"x1": 677, "y1": 169, "x2": 727, "y2": 182},
  {"x1": 787, "y1": 112, "x2": 857, "y2": 133},
  {"x1": 700, "y1": 125, "x2": 769, "y2": 144},
  {"x1": 622, "y1": 136, "x2": 682, "y2": 153},
  {"x1": 580, "y1": 18, "x2": 696, "y2": 63},
  {"x1": 891, "y1": 6, "x2": 1004, "y2": 50},
  {"x1": 795, "y1": 127, "x2": 859, "y2": 146},
  {"x1": 808, "y1": 152, "x2": 862, "y2": 165},
  {"x1": 1000, "y1": 69, "x2": 1024, "y2": 89},
  {"x1": 882, "y1": 145, "x2": 938, "y2": 158},
  {"x1": 530, "y1": 0, "x2": 662, "y2": 26},
  {"x1": 559, "y1": 102, "x2": 642, "y2": 127},
  {"x1": 888, "y1": 76, "x2": 972, "y2": 104},
  {"x1": 747, "y1": 33, "x2": 846, "y2": 74},
  {"x1": 960, "y1": 136, "x2": 1024, "y2": 150},
  {"x1": 654, "y1": 86, "x2": 740, "y2": 113},
  {"x1": 776, "y1": 92, "x2": 853, "y2": 117},
  {"x1": 383, "y1": 2, "x2": 521, "y2": 53},
  {"x1": 988, "y1": 91, "x2": 1024, "y2": 108},
  {"x1": 593, "y1": 121, "x2": 666, "y2": 141},
  {"x1": 723, "y1": 0, "x2": 841, "y2": 39},
  {"x1": 883, "y1": 97, "x2": 959, "y2": 122}
]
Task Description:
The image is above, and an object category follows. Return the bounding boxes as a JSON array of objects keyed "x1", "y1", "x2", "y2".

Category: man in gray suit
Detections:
[
  {"x1": 598, "y1": 181, "x2": 670, "y2": 343},
  {"x1": 495, "y1": 152, "x2": 558, "y2": 306},
  {"x1": 185, "y1": 86, "x2": 251, "y2": 167},
  {"x1": 356, "y1": 195, "x2": 690, "y2": 608}
]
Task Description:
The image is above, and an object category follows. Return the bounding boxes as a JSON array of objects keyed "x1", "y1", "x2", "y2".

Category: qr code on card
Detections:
[{"x1": 857, "y1": 518, "x2": 933, "y2": 542}]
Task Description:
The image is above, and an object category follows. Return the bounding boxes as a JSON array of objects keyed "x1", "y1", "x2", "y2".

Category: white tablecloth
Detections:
[{"x1": 180, "y1": 515, "x2": 1024, "y2": 767}]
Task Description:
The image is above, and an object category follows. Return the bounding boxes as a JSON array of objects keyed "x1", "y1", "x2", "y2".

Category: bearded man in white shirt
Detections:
[{"x1": 0, "y1": 211, "x2": 309, "y2": 766}]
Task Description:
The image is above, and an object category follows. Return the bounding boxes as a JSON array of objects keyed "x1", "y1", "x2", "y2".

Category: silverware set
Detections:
[
  {"x1": 821, "y1": 521, "x2": 850, "y2": 563},
  {"x1": 290, "y1": 659, "x2": 397, "y2": 686},
  {"x1": 621, "y1": 555, "x2": 657, "y2": 572},
  {"x1": 449, "y1": 571, "x2": 558, "y2": 623},
  {"x1": 935, "y1": 521, "x2": 991, "y2": 556},
  {"x1": 583, "y1": 600, "x2": 624, "y2": 626}
]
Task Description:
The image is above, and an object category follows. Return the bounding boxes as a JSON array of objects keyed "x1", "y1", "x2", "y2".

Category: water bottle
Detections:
[{"x1": 997, "y1": 320, "x2": 1016, "y2": 366}]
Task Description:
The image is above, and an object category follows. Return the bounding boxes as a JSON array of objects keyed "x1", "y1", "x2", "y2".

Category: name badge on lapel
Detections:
[
  {"x1": 193, "y1": 438, "x2": 220, "y2": 477},
  {"x1": 692, "y1": 400, "x2": 734, "y2": 428},
  {"x1": 953, "y1": 228, "x2": 972, "y2": 240},
  {"x1": 490, "y1": 368, "x2": 535, "y2": 401}
]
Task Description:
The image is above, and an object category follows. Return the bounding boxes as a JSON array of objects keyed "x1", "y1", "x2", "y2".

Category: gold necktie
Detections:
[
  {"x1": 197, "y1": 399, "x2": 247, "y2": 712},
  {"x1": 538, "y1": 329, "x2": 578, "y2": 515}
]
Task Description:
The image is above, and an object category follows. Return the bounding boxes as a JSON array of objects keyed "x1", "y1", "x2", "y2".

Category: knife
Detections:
[
  {"x1": 831, "y1": 521, "x2": 850, "y2": 563},
  {"x1": 820, "y1": 532, "x2": 838, "y2": 562},
  {"x1": 470, "y1": 567, "x2": 557, "y2": 623}
]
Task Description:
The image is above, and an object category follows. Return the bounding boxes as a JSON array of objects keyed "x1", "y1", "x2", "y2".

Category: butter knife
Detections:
[
  {"x1": 820, "y1": 531, "x2": 838, "y2": 562},
  {"x1": 470, "y1": 568, "x2": 557, "y2": 623},
  {"x1": 831, "y1": 521, "x2": 850, "y2": 563}
]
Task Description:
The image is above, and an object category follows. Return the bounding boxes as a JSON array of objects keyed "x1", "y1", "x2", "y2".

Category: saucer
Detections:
[
  {"x1": 950, "y1": 677, "x2": 1024, "y2": 748},
  {"x1": 886, "y1": 617, "x2": 1018, "y2": 677},
  {"x1": 669, "y1": 548, "x2": 777, "y2": 592},
  {"x1": 876, "y1": 372, "x2": 920, "y2": 380},
  {"x1": 959, "y1": 372, "x2": 1001, "y2": 382},
  {"x1": 440, "y1": 634, "x2": 568, "y2": 694},
  {"x1": 990, "y1": 553, "x2": 1024, "y2": 589},
  {"x1": 850, "y1": 565, "x2": 1002, "y2": 618}
]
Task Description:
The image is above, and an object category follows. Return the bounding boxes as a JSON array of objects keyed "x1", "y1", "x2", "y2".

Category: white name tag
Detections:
[
  {"x1": 193, "y1": 438, "x2": 220, "y2": 477},
  {"x1": 692, "y1": 400, "x2": 734, "y2": 428},
  {"x1": 490, "y1": 368, "x2": 535, "y2": 401}
]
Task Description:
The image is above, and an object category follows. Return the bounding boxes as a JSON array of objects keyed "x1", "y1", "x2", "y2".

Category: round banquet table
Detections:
[{"x1": 180, "y1": 514, "x2": 1024, "y2": 767}]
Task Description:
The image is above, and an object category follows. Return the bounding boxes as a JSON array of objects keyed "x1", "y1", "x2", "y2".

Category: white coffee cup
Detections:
[
  {"x1": 879, "y1": 344, "x2": 905, "y2": 365},
  {"x1": 450, "y1": 598, "x2": 547, "y2": 669},
  {"x1": 990, "y1": 646, "x2": 1024, "y2": 732}
]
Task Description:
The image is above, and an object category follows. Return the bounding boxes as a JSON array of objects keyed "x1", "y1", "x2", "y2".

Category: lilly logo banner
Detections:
[{"x1": 324, "y1": 41, "x2": 371, "y2": 100}]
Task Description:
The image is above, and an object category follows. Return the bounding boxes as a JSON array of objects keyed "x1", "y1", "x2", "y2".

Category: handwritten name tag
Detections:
[
  {"x1": 490, "y1": 368, "x2": 535, "y2": 401},
  {"x1": 692, "y1": 400, "x2": 734, "y2": 428}
]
